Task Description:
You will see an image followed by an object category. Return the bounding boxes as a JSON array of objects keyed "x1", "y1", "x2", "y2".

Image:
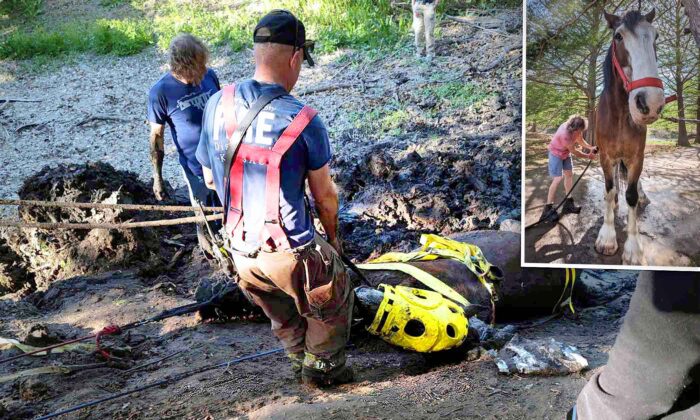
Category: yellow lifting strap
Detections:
[
  {"x1": 357, "y1": 262, "x2": 470, "y2": 307},
  {"x1": 358, "y1": 234, "x2": 499, "y2": 305},
  {"x1": 553, "y1": 268, "x2": 577, "y2": 315}
]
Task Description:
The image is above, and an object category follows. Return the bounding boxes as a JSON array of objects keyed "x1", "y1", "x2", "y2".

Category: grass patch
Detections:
[
  {"x1": 0, "y1": 19, "x2": 152, "y2": 59},
  {"x1": 419, "y1": 81, "x2": 492, "y2": 109},
  {"x1": 348, "y1": 100, "x2": 413, "y2": 136},
  {"x1": 0, "y1": 0, "x2": 43, "y2": 19},
  {"x1": 1, "y1": 0, "x2": 411, "y2": 60}
]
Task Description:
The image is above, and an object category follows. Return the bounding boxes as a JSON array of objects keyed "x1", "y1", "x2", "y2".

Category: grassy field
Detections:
[{"x1": 0, "y1": 0, "x2": 520, "y2": 62}]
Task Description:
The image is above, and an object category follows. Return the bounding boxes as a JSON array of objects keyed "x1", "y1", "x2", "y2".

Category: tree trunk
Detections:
[
  {"x1": 681, "y1": 0, "x2": 700, "y2": 48},
  {"x1": 696, "y1": 66, "x2": 700, "y2": 144},
  {"x1": 676, "y1": 2, "x2": 690, "y2": 147},
  {"x1": 585, "y1": 4, "x2": 601, "y2": 144}
]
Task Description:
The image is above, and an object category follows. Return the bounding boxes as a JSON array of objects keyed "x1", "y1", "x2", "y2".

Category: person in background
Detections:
[
  {"x1": 539, "y1": 115, "x2": 597, "y2": 223},
  {"x1": 413, "y1": 0, "x2": 439, "y2": 59},
  {"x1": 147, "y1": 34, "x2": 222, "y2": 257}
]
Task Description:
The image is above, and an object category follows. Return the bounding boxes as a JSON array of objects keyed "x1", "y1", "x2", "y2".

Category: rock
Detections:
[
  {"x1": 19, "y1": 378, "x2": 49, "y2": 401},
  {"x1": 495, "y1": 334, "x2": 589, "y2": 376},
  {"x1": 499, "y1": 219, "x2": 521, "y2": 233},
  {"x1": 466, "y1": 347, "x2": 481, "y2": 361}
]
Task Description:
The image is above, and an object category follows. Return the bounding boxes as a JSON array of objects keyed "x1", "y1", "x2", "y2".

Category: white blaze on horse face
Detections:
[{"x1": 622, "y1": 22, "x2": 664, "y2": 125}]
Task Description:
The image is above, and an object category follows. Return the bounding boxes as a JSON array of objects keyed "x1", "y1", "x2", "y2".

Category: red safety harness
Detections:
[
  {"x1": 611, "y1": 42, "x2": 677, "y2": 104},
  {"x1": 220, "y1": 84, "x2": 318, "y2": 251}
]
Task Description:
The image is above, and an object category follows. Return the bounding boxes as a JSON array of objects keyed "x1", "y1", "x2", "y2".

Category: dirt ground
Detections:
[
  {"x1": 0, "y1": 7, "x2": 644, "y2": 420},
  {"x1": 0, "y1": 258, "x2": 638, "y2": 419},
  {"x1": 523, "y1": 133, "x2": 700, "y2": 267}
]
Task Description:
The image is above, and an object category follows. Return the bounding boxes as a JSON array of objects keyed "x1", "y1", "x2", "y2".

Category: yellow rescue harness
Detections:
[{"x1": 357, "y1": 234, "x2": 501, "y2": 314}]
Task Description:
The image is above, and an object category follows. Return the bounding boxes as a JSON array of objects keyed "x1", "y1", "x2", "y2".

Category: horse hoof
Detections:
[{"x1": 595, "y1": 225, "x2": 618, "y2": 255}]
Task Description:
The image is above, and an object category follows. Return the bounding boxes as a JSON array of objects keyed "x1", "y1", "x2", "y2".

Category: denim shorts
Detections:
[{"x1": 548, "y1": 151, "x2": 572, "y2": 177}]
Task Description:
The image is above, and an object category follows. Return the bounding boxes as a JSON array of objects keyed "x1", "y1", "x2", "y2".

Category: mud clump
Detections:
[
  {"x1": 2, "y1": 162, "x2": 165, "y2": 290},
  {"x1": 0, "y1": 236, "x2": 34, "y2": 295},
  {"x1": 19, "y1": 378, "x2": 49, "y2": 402}
]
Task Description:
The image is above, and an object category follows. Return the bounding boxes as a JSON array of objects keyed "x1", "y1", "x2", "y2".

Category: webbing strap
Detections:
[
  {"x1": 226, "y1": 106, "x2": 317, "y2": 248},
  {"x1": 553, "y1": 268, "x2": 576, "y2": 315},
  {"x1": 356, "y1": 262, "x2": 470, "y2": 307},
  {"x1": 263, "y1": 106, "x2": 317, "y2": 249},
  {"x1": 221, "y1": 85, "x2": 287, "y2": 225},
  {"x1": 366, "y1": 234, "x2": 500, "y2": 302}
]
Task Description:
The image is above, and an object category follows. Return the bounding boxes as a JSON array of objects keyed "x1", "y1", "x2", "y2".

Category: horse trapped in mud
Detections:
[{"x1": 594, "y1": 9, "x2": 671, "y2": 265}]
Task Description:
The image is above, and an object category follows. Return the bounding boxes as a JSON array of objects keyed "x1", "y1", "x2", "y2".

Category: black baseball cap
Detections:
[{"x1": 254, "y1": 10, "x2": 315, "y2": 67}]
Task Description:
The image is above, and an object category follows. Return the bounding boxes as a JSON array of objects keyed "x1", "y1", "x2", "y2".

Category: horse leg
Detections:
[
  {"x1": 595, "y1": 157, "x2": 618, "y2": 255},
  {"x1": 622, "y1": 160, "x2": 646, "y2": 265},
  {"x1": 637, "y1": 179, "x2": 650, "y2": 208}
]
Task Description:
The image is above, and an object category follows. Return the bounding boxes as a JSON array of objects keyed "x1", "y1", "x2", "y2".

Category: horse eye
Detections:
[{"x1": 615, "y1": 33, "x2": 623, "y2": 41}]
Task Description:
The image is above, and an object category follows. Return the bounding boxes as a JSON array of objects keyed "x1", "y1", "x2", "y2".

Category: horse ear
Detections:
[
  {"x1": 645, "y1": 8, "x2": 656, "y2": 23},
  {"x1": 604, "y1": 11, "x2": 621, "y2": 30}
]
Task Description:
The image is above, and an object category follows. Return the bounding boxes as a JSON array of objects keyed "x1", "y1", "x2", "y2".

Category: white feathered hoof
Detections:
[
  {"x1": 622, "y1": 235, "x2": 646, "y2": 265},
  {"x1": 595, "y1": 224, "x2": 618, "y2": 256}
]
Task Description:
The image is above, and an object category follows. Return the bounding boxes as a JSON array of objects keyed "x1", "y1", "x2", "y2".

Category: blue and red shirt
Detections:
[{"x1": 196, "y1": 80, "x2": 332, "y2": 248}]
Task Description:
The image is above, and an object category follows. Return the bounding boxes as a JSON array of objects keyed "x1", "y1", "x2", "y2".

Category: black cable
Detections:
[
  {"x1": 524, "y1": 158, "x2": 594, "y2": 230},
  {"x1": 35, "y1": 347, "x2": 284, "y2": 420}
]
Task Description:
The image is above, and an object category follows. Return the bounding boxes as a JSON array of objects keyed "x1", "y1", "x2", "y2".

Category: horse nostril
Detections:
[{"x1": 635, "y1": 93, "x2": 650, "y2": 115}]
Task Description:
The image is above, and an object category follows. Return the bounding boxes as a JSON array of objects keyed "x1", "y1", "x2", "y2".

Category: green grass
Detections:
[
  {"x1": 1, "y1": 0, "x2": 413, "y2": 60},
  {"x1": 0, "y1": 19, "x2": 152, "y2": 59},
  {"x1": 0, "y1": 0, "x2": 43, "y2": 19},
  {"x1": 419, "y1": 81, "x2": 493, "y2": 109}
]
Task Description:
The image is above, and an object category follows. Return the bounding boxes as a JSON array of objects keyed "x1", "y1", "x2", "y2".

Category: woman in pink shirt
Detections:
[{"x1": 540, "y1": 115, "x2": 597, "y2": 222}]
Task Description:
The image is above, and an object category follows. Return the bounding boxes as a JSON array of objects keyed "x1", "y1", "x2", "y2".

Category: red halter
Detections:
[{"x1": 611, "y1": 42, "x2": 677, "y2": 104}]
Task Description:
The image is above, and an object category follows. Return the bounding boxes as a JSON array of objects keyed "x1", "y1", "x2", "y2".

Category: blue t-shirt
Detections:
[
  {"x1": 148, "y1": 68, "x2": 221, "y2": 177},
  {"x1": 196, "y1": 80, "x2": 332, "y2": 248}
]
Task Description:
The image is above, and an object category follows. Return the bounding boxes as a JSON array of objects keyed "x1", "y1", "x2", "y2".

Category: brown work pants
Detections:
[{"x1": 232, "y1": 235, "x2": 353, "y2": 361}]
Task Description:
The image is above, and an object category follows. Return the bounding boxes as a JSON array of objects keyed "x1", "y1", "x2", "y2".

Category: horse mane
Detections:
[{"x1": 602, "y1": 45, "x2": 614, "y2": 92}]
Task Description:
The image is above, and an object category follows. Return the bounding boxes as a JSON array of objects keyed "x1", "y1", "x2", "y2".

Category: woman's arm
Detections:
[{"x1": 567, "y1": 141, "x2": 595, "y2": 159}]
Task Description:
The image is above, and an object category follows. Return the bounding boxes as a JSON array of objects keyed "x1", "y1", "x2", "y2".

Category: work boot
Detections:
[
  {"x1": 288, "y1": 352, "x2": 305, "y2": 378},
  {"x1": 538, "y1": 203, "x2": 559, "y2": 223},
  {"x1": 562, "y1": 197, "x2": 582, "y2": 214},
  {"x1": 301, "y1": 353, "x2": 354, "y2": 387}
]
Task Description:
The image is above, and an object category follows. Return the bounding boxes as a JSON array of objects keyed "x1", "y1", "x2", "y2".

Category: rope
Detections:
[
  {"x1": 0, "y1": 214, "x2": 223, "y2": 230},
  {"x1": 0, "y1": 199, "x2": 222, "y2": 212},
  {"x1": 0, "y1": 297, "x2": 224, "y2": 365},
  {"x1": 35, "y1": 347, "x2": 284, "y2": 420}
]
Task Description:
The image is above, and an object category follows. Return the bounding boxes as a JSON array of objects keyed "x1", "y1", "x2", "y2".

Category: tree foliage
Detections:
[{"x1": 527, "y1": 0, "x2": 700, "y2": 145}]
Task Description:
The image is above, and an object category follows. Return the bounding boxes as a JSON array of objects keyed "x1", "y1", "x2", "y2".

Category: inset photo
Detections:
[{"x1": 524, "y1": 0, "x2": 700, "y2": 269}]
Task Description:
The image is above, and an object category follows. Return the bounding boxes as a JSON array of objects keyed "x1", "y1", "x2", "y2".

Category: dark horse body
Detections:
[{"x1": 595, "y1": 10, "x2": 666, "y2": 265}]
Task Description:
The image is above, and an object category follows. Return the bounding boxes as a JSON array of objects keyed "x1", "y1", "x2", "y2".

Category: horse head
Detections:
[{"x1": 605, "y1": 9, "x2": 664, "y2": 125}]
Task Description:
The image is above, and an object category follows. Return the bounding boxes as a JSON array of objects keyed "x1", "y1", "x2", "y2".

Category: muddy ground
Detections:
[
  {"x1": 523, "y1": 133, "x2": 700, "y2": 267},
  {"x1": 0, "y1": 7, "x2": 644, "y2": 420},
  {"x1": 0, "y1": 259, "x2": 638, "y2": 420}
]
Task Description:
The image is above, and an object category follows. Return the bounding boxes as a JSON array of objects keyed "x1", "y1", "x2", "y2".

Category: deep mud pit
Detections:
[
  {"x1": 0, "y1": 8, "x2": 640, "y2": 420},
  {"x1": 524, "y1": 134, "x2": 700, "y2": 267}
]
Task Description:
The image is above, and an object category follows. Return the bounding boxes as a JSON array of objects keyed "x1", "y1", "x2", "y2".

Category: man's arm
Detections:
[
  {"x1": 149, "y1": 123, "x2": 167, "y2": 200},
  {"x1": 202, "y1": 166, "x2": 216, "y2": 191},
  {"x1": 308, "y1": 164, "x2": 341, "y2": 253}
]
